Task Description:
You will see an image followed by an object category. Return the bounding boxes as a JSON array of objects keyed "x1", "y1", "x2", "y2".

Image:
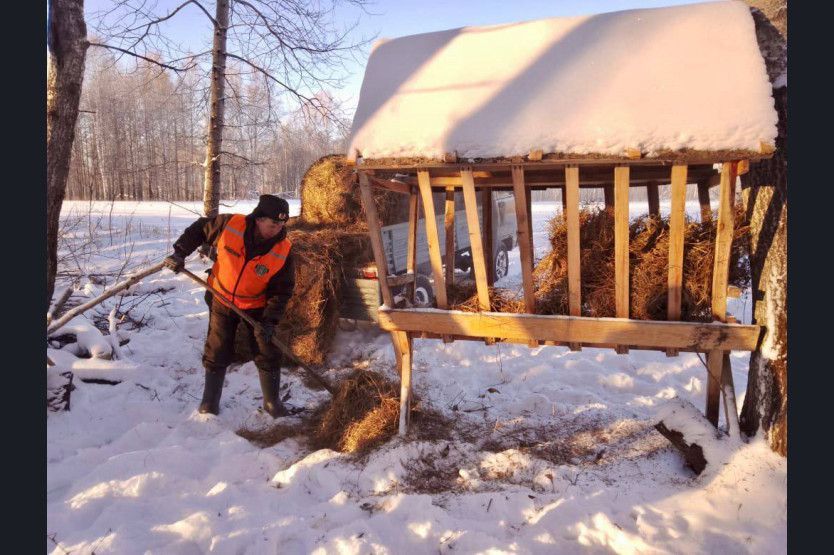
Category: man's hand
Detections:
[
  {"x1": 163, "y1": 253, "x2": 185, "y2": 273},
  {"x1": 258, "y1": 321, "x2": 276, "y2": 345}
]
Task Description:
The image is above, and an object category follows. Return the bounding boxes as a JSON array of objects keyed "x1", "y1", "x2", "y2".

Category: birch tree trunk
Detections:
[
  {"x1": 202, "y1": 0, "x2": 230, "y2": 218},
  {"x1": 740, "y1": 2, "x2": 788, "y2": 456},
  {"x1": 47, "y1": 0, "x2": 88, "y2": 312}
]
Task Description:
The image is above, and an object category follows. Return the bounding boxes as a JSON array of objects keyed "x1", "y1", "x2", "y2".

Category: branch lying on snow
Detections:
[{"x1": 655, "y1": 398, "x2": 733, "y2": 476}]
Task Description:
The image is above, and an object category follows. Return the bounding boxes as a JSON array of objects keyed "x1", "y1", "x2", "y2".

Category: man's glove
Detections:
[
  {"x1": 258, "y1": 321, "x2": 276, "y2": 345},
  {"x1": 163, "y1": 253, "x2": 185, "y2": 273}
]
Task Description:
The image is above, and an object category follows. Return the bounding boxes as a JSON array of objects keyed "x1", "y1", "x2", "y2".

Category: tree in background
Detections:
[
  {"x1": 47, "y1": 0, "x2": 90, "y2": 310},
  {"x1": 88, "y1": 0, "x2": 368, "y2": 216},
  {"x1": 740, "y1": 1, "x2": 787, "y2": 456}
]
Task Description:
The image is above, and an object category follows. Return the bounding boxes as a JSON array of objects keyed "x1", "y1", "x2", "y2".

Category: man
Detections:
[{"x1": 163, "y1": 194, "x2": 295, "y2": 417}]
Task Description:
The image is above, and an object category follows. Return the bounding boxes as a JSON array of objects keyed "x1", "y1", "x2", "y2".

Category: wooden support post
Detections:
[
  {"x1": 406, "y1": 190, "x2": 419, "y2": 304},
  {"x1": 603, "y1": 185, "x2": 614, "y2": 210},
  {"x1": 481, "y1": 188, "x2": 495, "y2": 286},
  {"x1": 417, "y1": 170, "x2": 448, "y2": 309},
  {"x1": 444, "y1": 186, "x2": 456, "y2": 287},
  {"x1": 565, "y1": 166, "x2": 582, "y2": 351},
  {"x1": 698, "y1": 180, "x2": 712, "y2": 223},
  {"x1": 721, "y1": 351, "x2": 741, "y2": 439},
  {"x1": 666, "y1": 165, "x2": 688, "y2": 357},
  {"x1": 647, "y1": 182, "x2": 660, "y2": 217},
  {"x1": 706, "y1": 350, "x2": 723, "y2": 427},
  {"x1": 614, "y1": 166, "x2": 630, "y2": 354},
  {"x1": 392, "y1": 331, "x2": 413, "y2": 436},
  {"x1": 461, "y1": 169, "x2": 491, "y2": 312},
  {"x1": 358, "y1": 173, "x2": 395, "y2": 307},
  {"x1": 711, "y1": 162, "x2": 737, "y2": 323}
]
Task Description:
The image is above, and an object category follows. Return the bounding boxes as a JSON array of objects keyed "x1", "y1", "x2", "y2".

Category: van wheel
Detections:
[
  {"x1": 414, "y1": 274, "x2": 434, "y2": 307},
  {"x1": 494, "y1": 247, "x2": 509, "y2": 281}
]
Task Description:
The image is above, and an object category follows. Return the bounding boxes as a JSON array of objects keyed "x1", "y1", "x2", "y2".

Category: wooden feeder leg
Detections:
[
  {"x1": 512, "y1": 166, "x2": 538, "y2": 348},
  {"x1": 721, "y1": 351, "x2": 741, "y2": 438},
  {"x1": 393, "y1": 331, "x2": 413, "y2": 436},
  {"x1": 706, "y1": 350, "x2": 723, "y2": 427}
]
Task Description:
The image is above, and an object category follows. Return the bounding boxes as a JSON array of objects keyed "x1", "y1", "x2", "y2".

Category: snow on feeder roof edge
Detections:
[{"x1": 346, "y1": 0, "x2": 778, "y2": 164}]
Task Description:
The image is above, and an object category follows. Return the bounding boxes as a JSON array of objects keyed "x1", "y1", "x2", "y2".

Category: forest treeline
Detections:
[{"x1": 65, "y1": 48, "x2": 349, "y2": 201}]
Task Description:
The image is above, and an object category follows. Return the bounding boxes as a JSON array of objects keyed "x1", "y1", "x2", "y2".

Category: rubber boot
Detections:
[
  {"x1": 258, "y1": 369, "x2": 289, "y2": 418},
  {"x1": 198, "y1": 366, "x2": 227, "y2": 415}
]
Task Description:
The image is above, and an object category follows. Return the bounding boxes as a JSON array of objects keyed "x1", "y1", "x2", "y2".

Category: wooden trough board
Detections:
[{"x1": 377, "y1": 309, "x2": 760, "y2": 352}]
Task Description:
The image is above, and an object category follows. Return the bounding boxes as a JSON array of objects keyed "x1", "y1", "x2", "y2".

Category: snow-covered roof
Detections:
[{"x1": 347, "y1": 1, "x2": 777, "y2": 163}]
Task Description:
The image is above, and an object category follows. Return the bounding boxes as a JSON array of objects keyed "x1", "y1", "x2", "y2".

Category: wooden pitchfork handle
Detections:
[{"x1": 180, "y1": 267, "x2": 336, "y2": 396}]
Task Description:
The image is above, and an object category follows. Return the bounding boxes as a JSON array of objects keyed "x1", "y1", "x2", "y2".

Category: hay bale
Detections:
[{"x1": 298, "y1": 154, "x2": 410, "y2": 227}]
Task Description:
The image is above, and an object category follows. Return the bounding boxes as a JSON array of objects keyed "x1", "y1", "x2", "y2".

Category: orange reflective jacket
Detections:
[{"x1": 207, "y1": 214, "x2": 292, "y2": 310}]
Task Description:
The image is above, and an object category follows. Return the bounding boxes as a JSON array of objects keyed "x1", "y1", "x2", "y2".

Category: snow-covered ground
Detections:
[{"x1": 47, "y1": 199, "x2": 784, "y2": 554}]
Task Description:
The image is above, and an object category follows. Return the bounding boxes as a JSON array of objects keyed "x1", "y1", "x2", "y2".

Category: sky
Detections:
[{"x1": 85, "y1": 0, "x2": 707, "y2": 116}]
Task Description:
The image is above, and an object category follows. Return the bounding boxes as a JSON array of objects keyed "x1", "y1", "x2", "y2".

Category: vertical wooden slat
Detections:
[
  {"x1": 565, "y1": 167, "x2": 581, "y2": 318},
  {"x1": 526, "y1": 185, "x2": 534, "y2": 263},
  {"x1": 646, "y1": 182, "x2": 660, "y2": 217},
  {"x1": 565, "y1": 166, "x2": 582, "y2": 352},
  {"x1": 614, "y1": 166, "x2": 630, "y2": 354},
  {"x1": 561, "y1": 186, "x2": 568, "y2": 213},
  {"x1": 393, "y1": 330, "x2": 413, "y2": 436},
  {"x1": 512, "y1": 166, "x2": 536, "y2": 314},
  {"x1": 481, "y1": 188, "x2": 495, "y2": 286},
  {"x1": 406, "y1": 190, "x2": 419, "y2": 303},
  {"x1": 698, "y1": 180, "x2": 712, "y2": 222},
  {"x1": 711, "y1": 162, "x2": 738, "y2": 322},
  {"x1": 417, "y1": 170, "x2": 448, "y2": 309},
  {"x1": 461, "y1": 169, "x2": 490, "y2": 311},
  {"x1": 358, "y1": 172, "x2": 394, "y2": 307},
  {"x1": 666, "y1": 165, "x2": 688, "y2": 357},
  {"x1": 444, "y1": 186, "x2": 456, "y2": 287},
  {"x1": 705, "y1": 349, "x2": 723, "y2": 426}
]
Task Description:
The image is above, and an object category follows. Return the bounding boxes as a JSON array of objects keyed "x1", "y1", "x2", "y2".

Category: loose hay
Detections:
[{"x1": 308, "y1": 369, "x2": 452, "y2": 455}]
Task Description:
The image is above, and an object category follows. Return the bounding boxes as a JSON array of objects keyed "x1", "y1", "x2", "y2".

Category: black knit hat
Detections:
[{"x1": 252, "y1": 194, "x2": 289, "y2": 222}]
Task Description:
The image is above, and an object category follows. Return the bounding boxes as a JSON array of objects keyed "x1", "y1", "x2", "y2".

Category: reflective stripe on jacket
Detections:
[{"x1": 207, "y1": 214, "x2": 292, "y2": 310}]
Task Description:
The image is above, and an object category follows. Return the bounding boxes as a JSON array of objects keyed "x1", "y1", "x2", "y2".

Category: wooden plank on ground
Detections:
[
  {"x1": 614, "y1": 166, "x2": 630, "y2": 354},
  {"x1": 666, "y1": 165, "x2": 688, "y2": 357},
  {"x1": 647, "y1": 182, "x2": 660, "y2": 217},
  {"x1": 512, "y1": 166, "x2": 536, "y2": 315},
  {"x1": 358, "y1": 173, "x2": 394, "y2": 307},
  {"x1": 711, "y1": 162, "x2": 738, "y2": 322},
  {"x1": 444, "y1": 186, "x2": 456, "y2": 287},
  {"x1": 377, "y1": 309, "x2": 761, "y2": 351},
  {"x1": 417, "y1": 170, "x2": 448, "y2": 309},
  {"x1": 461, "y1": 169, "x2": 491, "y2": 311}
]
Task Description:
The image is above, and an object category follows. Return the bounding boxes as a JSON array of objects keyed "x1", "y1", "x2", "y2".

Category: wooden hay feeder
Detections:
[{"x1": 346, "y1": 1, "x2": 778, "y2": 436}]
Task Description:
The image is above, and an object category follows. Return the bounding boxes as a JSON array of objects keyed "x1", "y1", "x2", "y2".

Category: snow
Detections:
[
  {"x1": 48, "y1": 199, "x2": 785, "y2": 553},
  {"x1": 347, "y1": 1, "x2": 777, "y2": 161}
]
